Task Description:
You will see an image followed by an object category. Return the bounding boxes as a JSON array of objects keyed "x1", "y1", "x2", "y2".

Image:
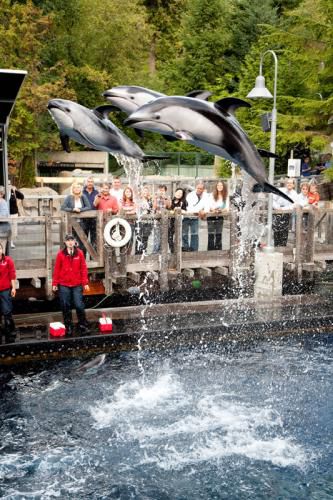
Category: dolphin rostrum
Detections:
[
  {"x1": 47, "y1": 98, "x2": 168, "y2": 162},
  {"x1": 124, "y1": 96, "x2": 293, "y2": 203}
]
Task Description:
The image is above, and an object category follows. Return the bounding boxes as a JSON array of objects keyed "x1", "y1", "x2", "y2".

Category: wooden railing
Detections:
[{"x1": 1, "y1": 204, "x2": 333, "y2": 297}]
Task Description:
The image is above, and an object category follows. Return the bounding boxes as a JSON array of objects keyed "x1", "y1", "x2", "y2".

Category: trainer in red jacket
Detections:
[
  {"x1": 0, "y1": 242, "x2": 16, "y2": 336},
  {"x1": 52, "y1": 234, "x2": 90, "y2": 335}
]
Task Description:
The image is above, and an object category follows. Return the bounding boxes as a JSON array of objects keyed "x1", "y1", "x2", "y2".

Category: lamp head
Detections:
[{"x1": 247, "y1": 75, "x2": 273, "y2": 99}]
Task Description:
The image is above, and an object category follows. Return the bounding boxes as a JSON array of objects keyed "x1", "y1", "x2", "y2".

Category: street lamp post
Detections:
[{"x1": 247, "y1": 50, "x2": 278, "y2": 251}]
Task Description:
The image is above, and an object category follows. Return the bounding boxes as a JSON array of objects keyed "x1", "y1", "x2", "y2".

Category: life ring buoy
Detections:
[{"x1": 103, "y1": 218, "x2": 132, "y2": 248}]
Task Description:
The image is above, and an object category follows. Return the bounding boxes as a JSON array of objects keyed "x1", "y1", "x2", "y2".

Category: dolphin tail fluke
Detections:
[
  {"x1": 253, "y1": 182, "x2": 294, "y2": 204},
  {"x1": 142, "y1": 154, "x2": 170, "y2": 163}
]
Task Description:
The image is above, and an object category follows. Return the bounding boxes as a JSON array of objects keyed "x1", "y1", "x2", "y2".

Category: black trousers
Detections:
[{"x1": 207, "y1": 216, "x2": 224, "y2": 250}]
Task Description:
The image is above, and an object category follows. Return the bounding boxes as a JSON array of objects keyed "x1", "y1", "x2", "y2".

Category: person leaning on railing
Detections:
[
  {"x1": 168, "y1": 187, "x2": 188, "y2": 253},
  {"x1": 183, "y1": 181, "x2": 209, "y2": 252},
  {"x1": 93, "y1": 182, "x2": 119, "y2": 214},
  {"x1": 0, "y1": 186, "x2": 10, "y2": 254},
  {"x1": 120, "y1": 186, "x2": 137, "y2": 254},
  {"x1": 205, "y1": 180, "x2": 229, "y2": 251},
  {"x1": 135, "y1": 185, "x2": 153, "y2": 255},
  {"x1": 83, "y1": 176, "x2": 99, "y2": 249},
  {"x1": 8, "y1": 181, "x2": 24, "y2": 249},
  {"x1": 61, "y1": 182, "x2": 92, "y2": 256},
  {"x1": 272, "y1": 178, "x2": 298, "y2": 247}
]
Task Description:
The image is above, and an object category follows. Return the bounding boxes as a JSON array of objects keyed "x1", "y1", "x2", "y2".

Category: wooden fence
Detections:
[{"x1": 2, "y1": 202, "x2": 333, "y2": 298}]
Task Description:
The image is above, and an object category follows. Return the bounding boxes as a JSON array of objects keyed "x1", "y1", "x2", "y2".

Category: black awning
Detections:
[{"x1": 0, "y1": 69, "x2": 27, "y2": 125}]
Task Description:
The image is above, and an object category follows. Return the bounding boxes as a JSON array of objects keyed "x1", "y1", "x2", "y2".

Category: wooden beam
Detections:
[
  {"x1": 127, "y1": 271, "x2": 141, "y2": 283},
  {"x1": 197, "y1": 267, "x2": 212, "y2": 278},
  {"x1": 45, "y1": 215, "x2": 53, "y2": 298},
  {"x1": 182, "y1": 268, "x2": 195, "y2": 278},
  {"x1": 30, "y1": 277, "x2": 41, "y2": 288},
  {"x1": 214, "y1": 266, "x2": 229, "y2": 276},
  {"x1": 71, "y1": 217, "x2": 99, "y2": 261}
]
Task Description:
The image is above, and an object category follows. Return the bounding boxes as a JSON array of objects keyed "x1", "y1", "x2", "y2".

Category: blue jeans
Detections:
[
  {"x1": 0, "y1": 288, "x2": 13, "y2": 316},
  {"x1": 58, "y1": 285, "x2": 85, "y2": 326},
  {"x1": 182, "y1": 218, "x2": 199, "y2": 251}
]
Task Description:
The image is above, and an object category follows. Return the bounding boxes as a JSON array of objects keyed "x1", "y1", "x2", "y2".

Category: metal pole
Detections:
[{"x1": 260, "y1": 50, "x2": 278, "y2": 251}]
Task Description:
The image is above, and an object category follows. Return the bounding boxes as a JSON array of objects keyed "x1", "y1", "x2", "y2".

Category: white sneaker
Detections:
[{"x1": 10, "y1": 242, "x2": 15, "y2": 249}]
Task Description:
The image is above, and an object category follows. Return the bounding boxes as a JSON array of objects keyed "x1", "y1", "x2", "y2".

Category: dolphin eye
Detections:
[
  {"x1": 155, "y1": 114, "x2": 160, "y2": 120},
  {"x1": 66, "y1": 108, "x2": 71, "y2": 113},
  {"x1": 130, "y1": 96, "x2": 135, "y2": 100}
]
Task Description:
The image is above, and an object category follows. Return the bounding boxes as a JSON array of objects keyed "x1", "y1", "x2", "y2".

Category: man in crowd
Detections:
[
  {"x1": 94, "y1": 182, "x2": 119, "y2": 214},
  {"x1": 0, "y1": 241, "x2": 16, "y2": 337},
  {"x1": 110, "y1": 177, "x2": 124, "y2": 203},
  {"x1": 52, "y1": 234, "x2": 90, "y2": 335},
  {"x1": 183, "y1": 181, "x2": 208, "y2": 252},
  {"x1": 83, "y1": 176, "x2": 99, "y2": 248},
  {"x1": 152, "y1": 184, "x2": 170, "y2": 253}
]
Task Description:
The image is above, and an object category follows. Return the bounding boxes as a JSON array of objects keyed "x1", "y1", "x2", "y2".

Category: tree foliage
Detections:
[{"x1": 0, "y1": 0, "x2": 332, "y2": 185}]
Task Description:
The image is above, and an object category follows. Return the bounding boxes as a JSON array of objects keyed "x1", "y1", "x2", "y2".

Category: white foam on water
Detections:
[{"x1": 91, "y1": 373, "x2": 185, "y2": 428}]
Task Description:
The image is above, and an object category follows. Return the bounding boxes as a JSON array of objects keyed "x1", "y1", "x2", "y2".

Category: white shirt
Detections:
[
  {"x1": 186, "y1": 190, "x2": 209, "y2": 213},
  {"x1": 205, "y1": 193, "x2": 229, "y2": 212},
  {"x1": 74, "y1": 198, "x2": 83, "y2": 209},
  {"x1": 273, "y1": 188, "x2": 298, "y2": 210},
  {"x1": 296, "y1": 192, "x2": 309, "y2": 207},
  {"x1": 110, "y1": 188, "x2": 124, "y2": 203}
]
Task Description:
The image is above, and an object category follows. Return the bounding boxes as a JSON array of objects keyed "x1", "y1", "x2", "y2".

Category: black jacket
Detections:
[{"x1": 9, "y1": 188, "x2": 24, "y2": 215}]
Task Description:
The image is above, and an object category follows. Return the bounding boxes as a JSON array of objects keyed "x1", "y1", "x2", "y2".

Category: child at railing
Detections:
[{"x1": 308, "y1": 182, "x2": 320, "y2": 207}]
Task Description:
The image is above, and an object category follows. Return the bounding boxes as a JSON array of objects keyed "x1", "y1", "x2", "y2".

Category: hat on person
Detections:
[{"x1": 64, "y1": 233, "x2": 75, "y2": 241}]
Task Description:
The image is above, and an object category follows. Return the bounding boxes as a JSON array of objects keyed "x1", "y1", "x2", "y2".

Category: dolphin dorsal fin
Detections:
[
  {"x1": 214, "y1": 97, "x2": 251, "y2": 115},
  {"x1": 93, "y1": 105, "x2": 118, "y2": 119},
  {"x1": 186, "y1": 89, "x2": 212, "y2": 101}
]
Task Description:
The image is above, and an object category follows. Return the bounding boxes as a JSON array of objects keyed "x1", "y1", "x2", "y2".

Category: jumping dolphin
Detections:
[
  {"x1": 124, "y1": 96, "x2": 293, "y2": 203},
  {"x1": 103, "y1": 85, "x2": 212, "y2": 115},
  {"x1": 47, "y1": 99, "x2": 168, "y2": 162},
  {"x1": 76, "y1": 354, "x2": 106, "y2": 372}
]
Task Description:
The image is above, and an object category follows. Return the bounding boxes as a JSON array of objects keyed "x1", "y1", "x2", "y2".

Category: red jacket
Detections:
[
  {"x1": 52, "y1": 248, "x2": 88, "y2": 287},
  {"x1": 0, "y1": 256, "x2": 16, "y2": 291}
]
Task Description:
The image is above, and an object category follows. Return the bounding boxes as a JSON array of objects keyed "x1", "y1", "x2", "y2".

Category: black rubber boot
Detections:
[
  {"x1": 77, "y1": 311, "x2": 89, "y2": 334},
  {"x1": 63, "y1": 311, "x2": 74, "y2": 336},
  {"x1": 4, "y1": 315, "x2": 16, "y2": 342}
]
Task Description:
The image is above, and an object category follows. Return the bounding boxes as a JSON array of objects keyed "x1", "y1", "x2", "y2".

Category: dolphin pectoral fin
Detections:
[
  {"x1": 134, "y1": 128, "x2": 145, "y2": 138},
  {"x1": 175, "y1": 130, "x2": 194, "y2": 141},
  {"x1": 253, "y1": 182, "x2": 294, "y2": 204},
  {"x1": 93, "y1": 105, "x2": 119, "y2": 119},
  {"x1": 257, "y1": 148, "x2": 279, "y2": 159},
  {"x1": 215, "y1": 97, "x2": 251, "y2": 115},
  {"x1": 186, "y1": 90, "x2": 212, "y2": 101},
  {"x1": 163, "y1": 135, "x2": 179, "y2": 142},
  {"x1": 60, "y1": 133, "x2": 71, "y2": 153}
]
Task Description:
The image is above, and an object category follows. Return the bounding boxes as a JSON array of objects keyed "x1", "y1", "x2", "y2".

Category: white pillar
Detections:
[{"x1": 254, "y1": 250, "x2": 283, "y2": 299}]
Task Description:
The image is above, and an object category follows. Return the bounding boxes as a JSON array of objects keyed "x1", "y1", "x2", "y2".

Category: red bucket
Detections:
[{"x1": 49, "y1": 322, "x2": 66, "y2": 337}]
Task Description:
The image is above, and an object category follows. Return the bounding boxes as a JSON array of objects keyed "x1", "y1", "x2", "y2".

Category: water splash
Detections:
[{"x1": 232, "y1": 172, "x2": 265, "y2": 296}]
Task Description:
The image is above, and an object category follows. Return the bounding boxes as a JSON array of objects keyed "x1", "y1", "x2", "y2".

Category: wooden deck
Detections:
[{"x1": 2, "y1": 201, "x2": 333, "y2": 298}]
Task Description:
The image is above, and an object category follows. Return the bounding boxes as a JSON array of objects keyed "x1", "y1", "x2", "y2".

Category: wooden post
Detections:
[
  {"x1": 103, "y1": 246, "x2": 113, "y2": 295},
  {"x1": 174, "y1": 208, "x2": 182, "y2": 272},
  {"x1": 229, "y1": 205, "x2": 238, "y2": 281},
  {"x1": 304, "y1": 206, "x2": 315, "y2": 264},
  {"x1": 45, "y1": 214, "x2": 53, "y2": 298},
  {"x1": 294, "y1": 206, "x2": 303, "y2": 280},
  {"x1": 96, "y1": 210, "x2": 104, "y2": 266},
  {"x1": 159, "y1": 209, "x2": 169, "y2": 291}
]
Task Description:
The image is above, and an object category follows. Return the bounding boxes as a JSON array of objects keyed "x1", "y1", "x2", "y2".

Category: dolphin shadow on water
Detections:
[
  {"x1": 124, "y1": 95, "x2": 294, "y2": 203},
  {"x1": 47, "y1": 99, "x2": 168, "y2": 163}
]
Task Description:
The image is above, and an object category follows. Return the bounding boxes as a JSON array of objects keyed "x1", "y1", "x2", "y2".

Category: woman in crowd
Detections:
[
  {"x1": 272, "y1": 178, "x2": 298, "y2": 246},
  {"x1": 8, "y1": 182, "x2": 24, "y2": 249},
  {"x1": 135, "y1": 185, "x2": 153, "y2": 255},
  {"x1": 0, "y1": 241, "x2": 16, "y2": 337},
  {"x1": 61, "y1": 182, "x2": 91, "y2": 255},
  {"x1": 0, "y1": 186, "x2": 10, "y2": 253},
  {"x1": 206, "y1": 180, "x2": 229, "y2": 251},
  {"x1": 120, "y1": 186, "x2": 137, "y2": 253},
  {"x1": 168, "y1": 187, "x2": 187, "y2": 253}
]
